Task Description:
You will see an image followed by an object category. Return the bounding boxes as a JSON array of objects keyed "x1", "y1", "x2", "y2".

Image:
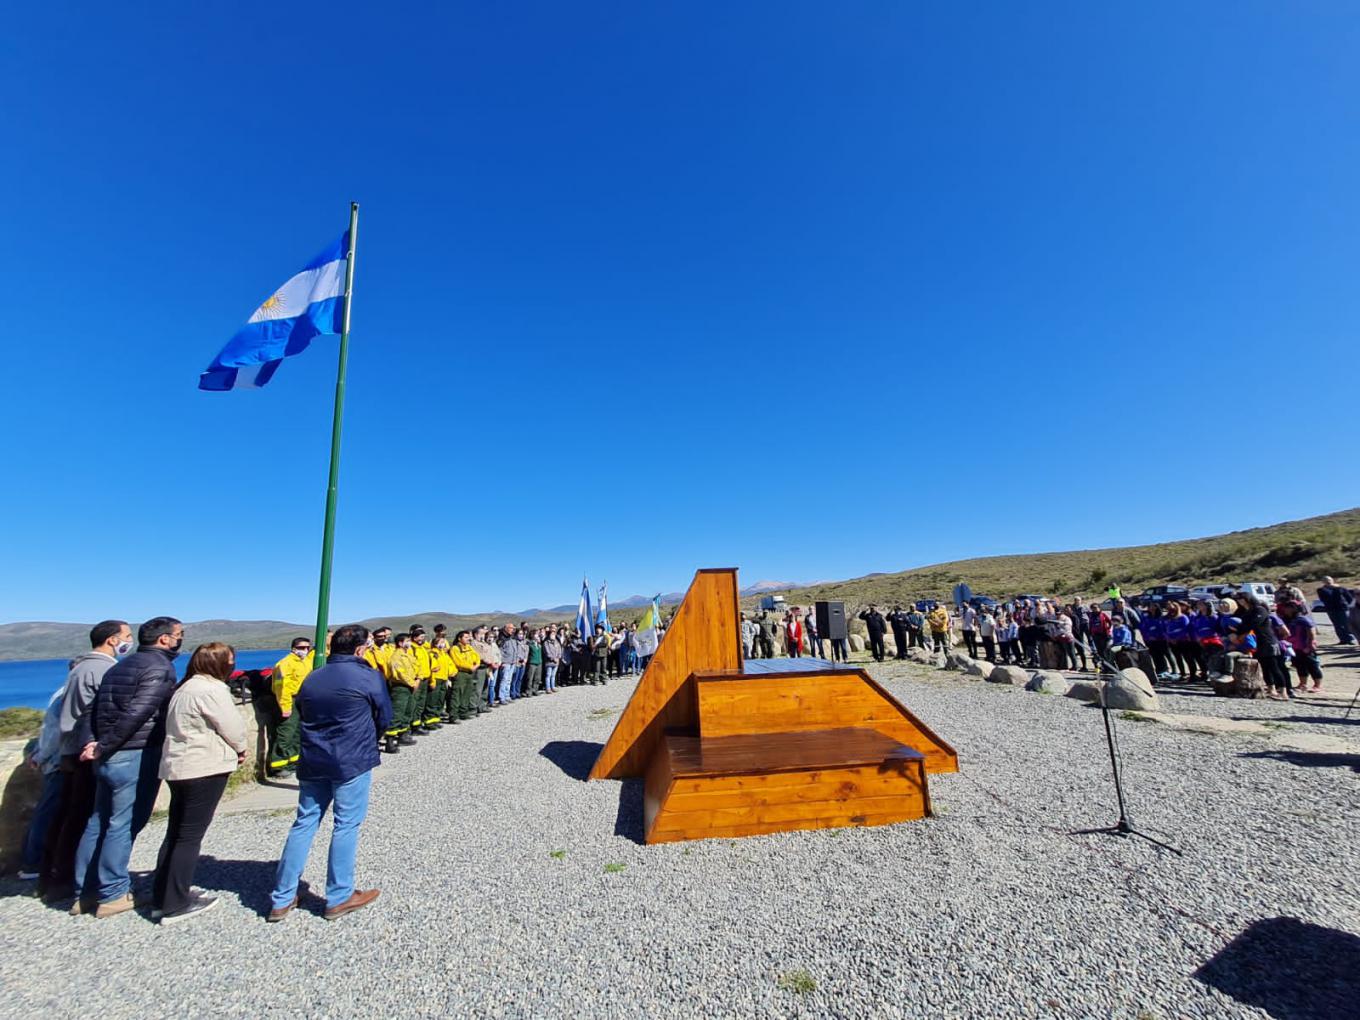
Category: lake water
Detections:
[{"x1": 0, "y1": 649, "x2": 291, "y2": 710}]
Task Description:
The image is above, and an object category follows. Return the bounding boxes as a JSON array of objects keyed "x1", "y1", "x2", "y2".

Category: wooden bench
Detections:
[{"x1": 643, "y1": 726, "x2": 930, "y2": 844}]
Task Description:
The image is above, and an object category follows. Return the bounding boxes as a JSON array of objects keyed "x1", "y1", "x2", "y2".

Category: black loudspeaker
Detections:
[{"x1": 815, "y1": 601, "x2": 847, "y2": 641}]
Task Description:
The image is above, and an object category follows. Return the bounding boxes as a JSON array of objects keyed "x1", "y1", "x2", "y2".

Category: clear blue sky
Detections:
[{"x1": 2, "y1": 3, "x2": 1358, "y2": 625}]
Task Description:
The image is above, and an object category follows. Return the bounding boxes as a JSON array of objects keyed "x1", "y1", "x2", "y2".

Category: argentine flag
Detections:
[
  {"x1": 576, "y1": 579, "x2": 594, "y2": 643},
  {"x1": 199, "y1": 230, "x2": 349, "y2": 390},
  {"x1": 597, "y1": 582, "x2": 611, "y2": 633}
]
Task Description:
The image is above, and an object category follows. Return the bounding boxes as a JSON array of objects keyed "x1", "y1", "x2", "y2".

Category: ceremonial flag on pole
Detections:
[
  {"x1": 199, "y1": 231, "x2": 350, "y2": 390},
  {"x1": 635, "y1": 594, "x2": 662, "y2": 658},
  {"x1": 576, "y1": 578, "x2": 594, "y2": 642},
  {"x1": 597, "y1": 582, "x2": 611, "y2": 633}
]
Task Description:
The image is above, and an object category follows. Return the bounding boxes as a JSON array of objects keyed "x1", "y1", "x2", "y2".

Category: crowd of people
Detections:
[
  {"x1": 17, "y1": 614, "x2": 655, "y2": 927},
  {"x1": 852, "y1": 574, "x2": 1352, "y2": 701}
]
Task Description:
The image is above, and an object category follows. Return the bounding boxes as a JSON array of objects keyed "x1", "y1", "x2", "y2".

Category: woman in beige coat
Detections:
[{"x1": 151, "y1": 642, "x2": 248, "y2": 925}]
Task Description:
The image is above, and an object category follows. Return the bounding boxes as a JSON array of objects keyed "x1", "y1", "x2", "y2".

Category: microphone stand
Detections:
[{"x1": 1069, "y1": 637, "x2": 1182, "y2": 855}]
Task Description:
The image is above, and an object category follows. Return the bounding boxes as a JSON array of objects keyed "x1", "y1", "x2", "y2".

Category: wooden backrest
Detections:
[
  {"x1": 589, "y1": 568, "x2": 742, "y2": 780},
  {"x1": 693, "y1": 669, "x2": 959, "y2": 774}
]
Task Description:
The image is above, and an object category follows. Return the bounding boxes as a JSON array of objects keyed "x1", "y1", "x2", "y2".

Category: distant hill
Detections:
[
  {"x1": 6, "y1": 507, "x2": 1358, "y2": 661},
  {"x1": 744, "y1": 507, "x2": 1360, "y2": 616}
]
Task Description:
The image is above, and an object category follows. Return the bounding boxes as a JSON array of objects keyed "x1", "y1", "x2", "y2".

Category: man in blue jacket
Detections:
[
  {"x1": 268, "y1": 624, "x2": 392, "y2": 922},
  {"x1": 71, "y1": 616, "x2": 182, "y2": 917}
]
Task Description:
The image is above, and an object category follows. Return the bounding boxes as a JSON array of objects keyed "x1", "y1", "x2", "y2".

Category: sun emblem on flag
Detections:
[{"x1": 258, "y1": 291, "x2": 285, "y2": 315}]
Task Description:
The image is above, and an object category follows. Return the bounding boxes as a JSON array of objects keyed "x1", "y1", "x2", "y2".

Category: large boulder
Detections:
[
  {"x1": 1209, "y1": 656, "x2": 1266, "y2": 699},
  {"x1": 905, "y1": 647, "x2": 934, "y2": 665},
  {"x1": 1064, "y1": 672, "x2": 1158, "y2": 711},
  {"x1": 945, "y1": 651, "x2": 972, "y2": 672},
  {"x1": 963, "y1": 658, "x2": 994, "y2": 680},
  {"x1": 1066, "y1": 680, "x2": 1102, "y2": 704},
  {"x1": 848, "y1": 634, "x2": 865, "y2": 653},
  {"x1": 989, "y1": 665, "x2": 1029, "y2": 686},
  {"x1": 1025, "y1": 670, "x2": 1069, "y2": 694},
  {"x1": 1038, "y1": 642, "x2": 1067, "y2": 671}
]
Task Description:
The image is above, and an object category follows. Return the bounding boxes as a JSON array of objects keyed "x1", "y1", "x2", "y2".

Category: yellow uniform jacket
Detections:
[
  {"x1": 271, "y1": 651, "x2": 314, "y2": 713},
  {"x1": 388, "y1": 647, "x2": 420, "y2": 689}
]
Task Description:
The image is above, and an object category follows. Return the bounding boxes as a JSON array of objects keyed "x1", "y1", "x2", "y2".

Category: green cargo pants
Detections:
[
  {"x1": 268, "y1": 711, "x2": 300, "y2": 771},
  {"x1": 387, "y1": 685, "x2": 413, "y2": 735}
]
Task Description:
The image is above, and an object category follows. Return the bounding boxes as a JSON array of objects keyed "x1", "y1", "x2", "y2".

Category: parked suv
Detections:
[
  {"x1": 1133, "y1": 585, "x2": 1190, "y2": 608},
  {"x1": 1188, "y1": 584, "x2": 1236, "y2": 603},
  {"x1": 1235, "y1": 582, "x2": 1276, "y2": 608}
]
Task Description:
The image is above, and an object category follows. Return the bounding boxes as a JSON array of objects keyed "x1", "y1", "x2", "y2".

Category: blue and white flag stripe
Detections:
[
  {"x1": 199, "y1": 230, "x2": 349, "y2": 391},
  {"x1": 577, "y1": 579, "x2": 594, "y2": 642}
]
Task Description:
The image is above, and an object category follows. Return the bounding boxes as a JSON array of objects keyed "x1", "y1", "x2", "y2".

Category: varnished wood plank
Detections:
[
  {"x1": 664, "y1": 727, "x2": 922, "y2": 777},
  {"x1": 647, "y1": 809, "x2": 928, "y2": 844},
  {"x1": 590, "y1": 569, "x2": 741, "y2": 780}
]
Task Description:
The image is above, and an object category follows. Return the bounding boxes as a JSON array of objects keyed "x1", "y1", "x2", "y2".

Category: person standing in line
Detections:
[
  {"x1": 1282, "y1": 601, "x2": 1323, "y2": 693},
  {"x1": 18, "y1": 684, "x2": 66, "y2": 884},
  {"x1": 523, "y1": 630, "x2": 544, "y2": 696},
  {"x1": 151, "y1": 642, "x2": 248, "y2": 925},
  {"x1": 496, "y1": 625, "x2": 519, "y2": 704},
  {"x1": 425, "y1": 635, "x2": 449, "y2": 725},
  {"x1": 38, "y1": 620, "x2": 130, "y2": 901},
  {"x1": 756, "y1": 612, "x2": 776, "y2": 658},
  {"x1": 362, "y1": 627, "x2": 394, "y2": 678},
  {"x1": 906, "y1": 605, "x2": 926, "y2": 648},
  {"x1": 407, "y1": 627, "x2": 435, "y2": 733},
  {"x1": 447, "y1": 630, "x2": 482, "y2": 716},
  {"x1": 806, "y1": 608, "x2": 824, "y2": 658},
  {"x1": 740, "y1": 613, "x2": 756, "y2": 658},
  {"x1": 473, "y1": 626, "x2": 500, "y2": 708},
  {"x1": 1237, "y1": 593, "x2": 1293, "y2": 700},
  {"x1": 1087, "y1": 602, "x2": 1112, "y2": 671},
  {"x1": 1316, "y1": 577, "x2": 1356, "y2": 645},
  {"x1": 268, "y1": 624, "x2": 390, "y2": 923},
  {"x1": 927, "y1": 604, "x2": 950, "y2": 654},
  {"x1": 541, "y1": 628, "x2": 562, "y2": 693},
  {"x1": 269, "y1": 637, "x2": 314, "y2": 777},
  {"x1": 886, "y1": 605, "x2": 909, "y2": 659},
  {"x1": 1140, "y1": 604, "x2": 1170, "y2": 679},
  {"x1": 785, "y1": 610, "x2": 803, "y2": 658},
  {"x1": 590, "y1": 625, "x2": 611, "y2": 684},
  {"x1": 385, "y1": 633, "x2": 419, "y2": 751},
  {"x1": 72, "y1": 616, "x2": 182, "y2": 918},
  {"x1": 977, "y1": 609, "x2": 997, "y2": 663},
  {"x1": 434, "y1": 635, "x2": 458, "y2": 722},
  {"x1": 859, "y1": 606, "x2": 888, "y2": 662},
  {"x1": 960, "y1": 603, "x2": 979, "y2": 659}
]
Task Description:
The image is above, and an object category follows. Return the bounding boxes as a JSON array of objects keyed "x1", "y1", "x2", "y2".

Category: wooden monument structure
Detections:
[{"x1": 590, "y1": 568, "x2": 958, "y2": 844}]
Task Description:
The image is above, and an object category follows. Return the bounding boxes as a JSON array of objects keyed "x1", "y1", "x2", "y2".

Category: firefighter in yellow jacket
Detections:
[
  {"x1": 407, "y1": 626, "x2": 436, "y2": 733},
  {"x1": 429, "y1": 636, "x2": 454, "y2": 725},
  {"x1": 448, "y1": 630, "x2": 482, "y2": 722},
  {"x1": 385, "y1": 632, "x2": 420, "y2": 752},
  {"x1": 269, "y1": 637, "x2": 314, "y2": 774},
  {"x1": 363, "y1": 626, "x2": 395, "y2": 679}
]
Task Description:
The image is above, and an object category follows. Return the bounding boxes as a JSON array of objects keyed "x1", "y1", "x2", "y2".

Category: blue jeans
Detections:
[
  {"x1": 496, "y1": 663, "x2": 515, "y2": 704},
  {"x1": 544, "y1": 663, "x2": 558, "y2": 691},
  {"x1": 270, "y1": 770, "x2": 372, "y2": 910},
  {"x1": 22, "y1": 769, "x2": 66, "y2": 872},
  {"x1": 74, "y1": 746, "x2": 163, "y2": 902},
  {"x1": 510, "y1": 664, "x2": 525, "y2": 699}
]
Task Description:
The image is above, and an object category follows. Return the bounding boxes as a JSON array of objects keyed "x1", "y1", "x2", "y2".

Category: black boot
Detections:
[
  {"x1": 384, "y1": 735, "x2": 400, "y2": 754},
  {"x1": 398, "y1": 732, "x2": 416, "y2": 746}
]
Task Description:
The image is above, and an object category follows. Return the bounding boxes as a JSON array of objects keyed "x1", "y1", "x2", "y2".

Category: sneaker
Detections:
[
  {"x1": 69, "y1": 896, "x2": 98, "y2": 916},
  {"x1": 94, "y1": 893, "x2": 136, "y2": 919},
  {"x1": 159, "y1": 894, "x2": 219, "y2": 926},
  {"x1": 17, "y1": 870, "x2": 39, "y2": 881}
]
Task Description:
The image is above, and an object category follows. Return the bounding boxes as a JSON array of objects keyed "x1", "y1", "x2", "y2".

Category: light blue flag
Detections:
[
  {"x1": 576, "y1": 578, "x2": 594, "y2": 643},
  {"x1": 200, "y1": 230, "x2": 349, "y2": 390},
  {"x1": 597, "y1": 582, "x2": 611, "y2": 633}
]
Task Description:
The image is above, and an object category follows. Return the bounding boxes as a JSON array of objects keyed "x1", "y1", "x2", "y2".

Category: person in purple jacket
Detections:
[
  {"x1": 1164, "y1": 602, "x2": 1195, "y2": 681},
  {"x1": 1140, "y1": 604, "x2": 1170, "y2": 679},
  {"x1": 1188, "y1": 601, "x2": 1223, "y2": 681}
]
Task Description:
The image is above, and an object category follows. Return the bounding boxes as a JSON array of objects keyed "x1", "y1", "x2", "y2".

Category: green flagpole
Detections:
[{"x1": 312, "y1": 201, "x2": 359, "y2": 667}]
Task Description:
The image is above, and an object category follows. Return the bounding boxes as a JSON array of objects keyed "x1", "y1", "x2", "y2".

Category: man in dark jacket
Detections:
[
  {"x1": 885, "y1": 606, "x2": 910, "y2": 659},
  {"x1": 860, "y1": 606, "x2": 888, "y2": 662},
  {"x1": 268, "y1": 624, "x2": 391, "y2": 922},
  {"x1": 71, "y1": 616, "x2": 182, "y2": 917},
  {"x1": 1317, "y1": 577, "x2": 1356, "y2": 645}
]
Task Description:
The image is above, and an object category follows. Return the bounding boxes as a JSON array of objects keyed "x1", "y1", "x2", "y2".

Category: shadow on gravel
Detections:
[
  {"x1": 1278, "y1": 714, "x2": 1360, "y2": 727},
  {"x1": 1195, "y1": 917, "x2": 1360, "y2": 1019},
  {"x1": 192, "y1": 855, "x2": 320, "y2": 916},
  {"x1": 1237, "y1": 749, "x2": 1360, "y2": 773},
  {"x1": 539, "y1": 740, "x2": 604, "y2": 782},
  {"x1": 613, "y1": 780, "x2": 645, "y2": 845}
]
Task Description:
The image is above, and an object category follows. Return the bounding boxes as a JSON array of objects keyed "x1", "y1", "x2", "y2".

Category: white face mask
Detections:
[
  {"x1": 294, "y1": 648, "x2": 310, "y2": 659},
  {"x1": 115, "y1": 639, "x2": 133, "y2": 657}
]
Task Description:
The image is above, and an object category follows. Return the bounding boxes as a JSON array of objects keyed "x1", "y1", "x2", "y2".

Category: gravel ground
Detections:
[{"x1": 1, "y1": 662, "x2": 1357, "y2": 1020}]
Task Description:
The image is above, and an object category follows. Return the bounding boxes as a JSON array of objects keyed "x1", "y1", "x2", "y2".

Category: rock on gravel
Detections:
[
  {"x1": 990, "y1": 665, "x2": 1029, "y2": 686},
  {"x1": 1024, "y1": 669, "x2": 1068, "y2": 694}
]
